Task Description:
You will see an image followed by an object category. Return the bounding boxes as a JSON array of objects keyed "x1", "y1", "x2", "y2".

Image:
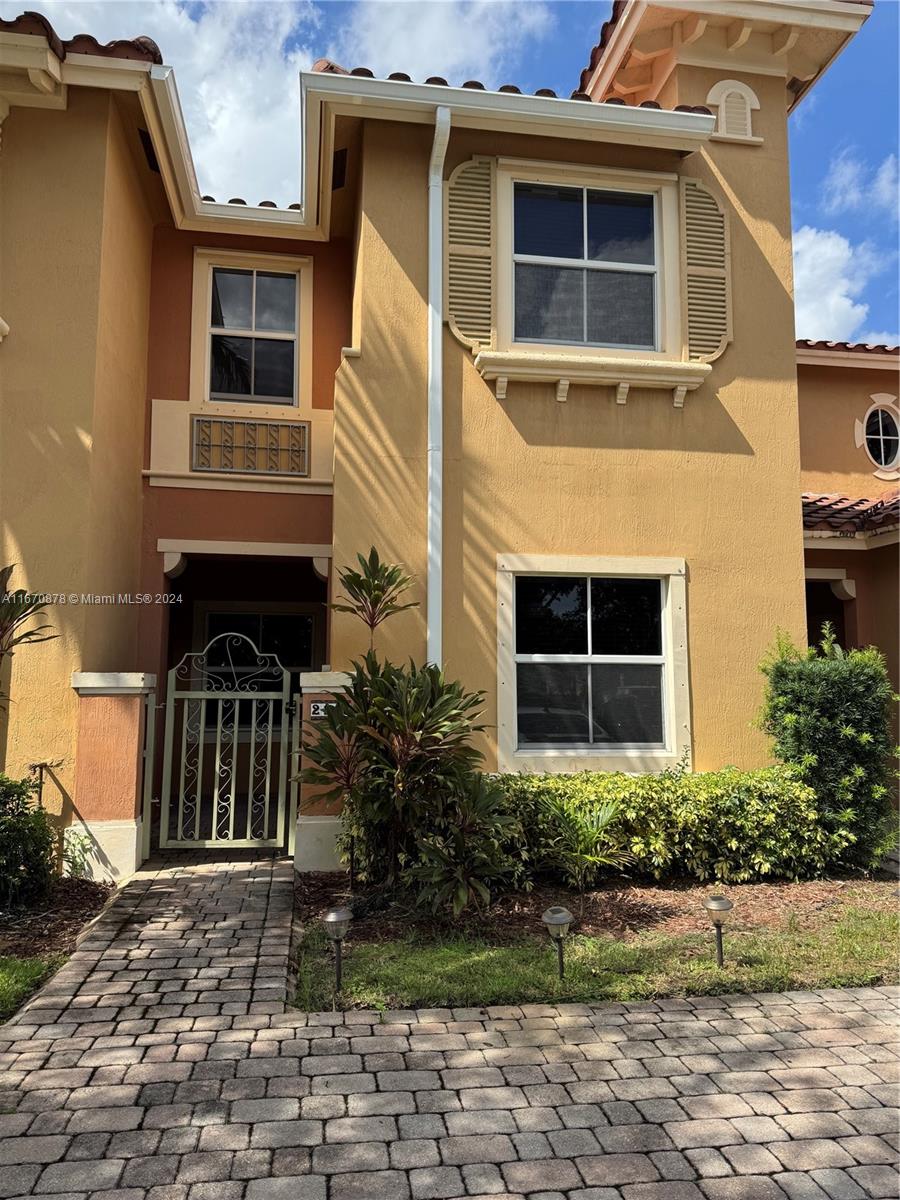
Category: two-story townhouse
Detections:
[{"x1": 0, "y1": 1, "x2": 895, "y2": 882}]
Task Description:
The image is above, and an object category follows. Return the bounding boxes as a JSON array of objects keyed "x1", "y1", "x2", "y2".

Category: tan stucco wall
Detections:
[
  {"x1": 331, "y1": 76, "x2": 806, "y2": 772},
  {"x1": 0, "y1": 91, "x2": 152, "y2": 819},
  {"x1": 798, "y1": 362, "x2": 900, "y2": 496}
]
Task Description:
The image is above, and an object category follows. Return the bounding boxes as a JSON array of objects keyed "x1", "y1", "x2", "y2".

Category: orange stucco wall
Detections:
[
  {"x1": 73, "y1": 694, "x2": 145, "y2": 822},
  {"x1": 798, "y1": 362, "x2": 900, "y2": 496},
  {"x1": 805, "y1": 544, "x2": 899, "y2": 692},
  {"x1": 146, "y1": 226, "x2": 352, "y2": 424}
]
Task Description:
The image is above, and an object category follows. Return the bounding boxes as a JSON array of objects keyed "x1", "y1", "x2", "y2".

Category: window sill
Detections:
[
  {"x1": 504, "y1": 747, "x2": 685, "y2": 775},
  {"x1": 474, "y1": 350, "x2": 711, "y2": 407}
]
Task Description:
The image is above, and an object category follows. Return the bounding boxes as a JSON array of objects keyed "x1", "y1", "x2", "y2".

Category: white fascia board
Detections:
[
  {"x1": 301, "y1": 71, "x2": 715, "y2": 152},
  {"x1": 691, "y1": 1, "x2": 870, "y2": 34},
  {"x1": 797, "y1": 350, "x2": 900, "y2": 371}
]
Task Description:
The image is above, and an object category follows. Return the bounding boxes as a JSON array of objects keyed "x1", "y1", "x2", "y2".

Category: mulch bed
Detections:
[
  {"x1": 0, "y1": 878, "x2": 113, "y2": 959},
  {"x1": 295, "y1": 871, "x2": 897, "y2": 945}
]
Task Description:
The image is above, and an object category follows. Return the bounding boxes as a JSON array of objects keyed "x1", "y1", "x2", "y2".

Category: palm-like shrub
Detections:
[{"x1": 0, "y1": 565, "x2": 56, "y2": 705}]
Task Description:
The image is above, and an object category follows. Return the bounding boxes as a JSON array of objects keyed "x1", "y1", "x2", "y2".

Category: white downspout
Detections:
[{"x1": 426, "y1": 105, "x2": 451, "y2": 667}]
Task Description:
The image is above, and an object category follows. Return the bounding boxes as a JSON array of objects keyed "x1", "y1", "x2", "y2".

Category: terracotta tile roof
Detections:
[
  {"x1": 802, "y1": 487, "x2": 900, "y2": 533},
  {"x1": 797, "y1": 338, "x2": 899, "y2": 356},
  {"x1": 310, "y1": 57, "x2": 710, "y2": 112},
  {"x1": 199, "y1": 196, "x2": 301, "y2": 210},
  {"x1": 578, "y1": 0, "x2": 628, "y2": 95},
  {"x1": 0, "y1": 10, "x2": 161, "y2": 63}
]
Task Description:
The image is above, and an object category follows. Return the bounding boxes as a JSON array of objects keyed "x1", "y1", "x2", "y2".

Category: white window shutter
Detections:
[
  {"x1": 446, "y1": 157, "x2": 495, "y2": 351},
  {"x1": 681, "y1": 178, "x2": 732, "y2": 362}
]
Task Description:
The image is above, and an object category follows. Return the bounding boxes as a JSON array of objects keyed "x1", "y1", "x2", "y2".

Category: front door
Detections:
[{"x1": 159, "y1": 632, "x2": 291, "y2": 849}]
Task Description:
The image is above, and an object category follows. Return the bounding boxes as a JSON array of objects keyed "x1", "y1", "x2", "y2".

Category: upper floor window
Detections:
[
  {"x1": 190, "y1": 249, "x2": 313, "y2": 413},
  {"x1": 864, "y1": 404, "x2": 900, "y2": 470},
  {"x1": 513, "y1": 182, "x2": 657, "y2": 351},
  {"x1": 209, "y1": 268, "x2": 297, "y2": 404}
]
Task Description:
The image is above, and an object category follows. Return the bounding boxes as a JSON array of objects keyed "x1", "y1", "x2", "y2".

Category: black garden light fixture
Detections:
[
  {"x1": 323, "y1": 906, "x2": 352, "y2": 992},
  {"x1": 702, "y1": 894, "x2": 734, "y2": 967},
  {"x1": 542, "y1": 905, "x2": 574, "y2": 980}
]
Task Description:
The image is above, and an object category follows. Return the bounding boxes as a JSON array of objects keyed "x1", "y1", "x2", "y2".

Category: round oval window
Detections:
[{"x1": 865, "y1": 406, "x2": 900, "y2": 469}]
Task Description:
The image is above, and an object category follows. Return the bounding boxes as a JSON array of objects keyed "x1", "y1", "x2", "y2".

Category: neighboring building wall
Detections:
[
  {"x1": 331, "y1": 80, "x2": 806, "y2": 773},
  {"x1": 798, "y1": 363, "x2": 900, "y2": 496},
  {"x1": 0, "y1": 90, "x2": 152, "y2": 821}
]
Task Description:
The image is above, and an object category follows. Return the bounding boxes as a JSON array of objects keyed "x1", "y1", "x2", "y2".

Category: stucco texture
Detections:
[
  {"x1": 331, "y1": 73, "x2": 806, "y2": 772},
  {"x1": 0, "y1": 90, "x2": 152, "y2": 819}
]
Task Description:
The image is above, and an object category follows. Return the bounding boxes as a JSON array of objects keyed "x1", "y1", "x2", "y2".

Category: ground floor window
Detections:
[{"x1": 497, "y1": 554, "x2": 690, "y2": 772}]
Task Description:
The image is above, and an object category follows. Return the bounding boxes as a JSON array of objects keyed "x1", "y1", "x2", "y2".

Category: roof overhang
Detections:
[
  {"x1": 581, "y1": 0, "x2": 872, "y2": 113},
  {"x1": 797, "y1": 347, "x2": 900, "y2": 370},
  {"x1": 804, "y1": 527, "x2": 899, "y2": 549},
  {"x1": 0, "y1": 28, "x2": 715, "y2": 243},
  {"x1": 298, "y1": 70, "x2": 715, "y2": 236}
]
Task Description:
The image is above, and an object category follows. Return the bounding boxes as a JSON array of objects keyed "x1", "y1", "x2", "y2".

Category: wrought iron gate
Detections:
[{"x1": 160, "y1": 633, "x2": 291, "y2": 849}]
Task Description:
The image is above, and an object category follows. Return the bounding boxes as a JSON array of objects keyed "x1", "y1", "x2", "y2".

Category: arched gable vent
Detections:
[{"x1": 706, "y1": 79, "x2": 761, "y2": 143}]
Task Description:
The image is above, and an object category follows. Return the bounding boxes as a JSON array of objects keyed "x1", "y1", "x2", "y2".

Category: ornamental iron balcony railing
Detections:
[{"x1": 192, "y1": 416, "x2": 310, "y2": 477}]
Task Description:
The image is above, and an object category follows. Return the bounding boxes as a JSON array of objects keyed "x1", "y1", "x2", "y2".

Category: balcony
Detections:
[{"x1": 147, "y1": 399, "x2": 334, "y2": 493}]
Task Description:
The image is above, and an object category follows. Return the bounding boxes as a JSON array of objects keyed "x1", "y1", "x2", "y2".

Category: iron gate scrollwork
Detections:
[{"x1": 160, "y1": 633, "x2": 291, "y2": 848}]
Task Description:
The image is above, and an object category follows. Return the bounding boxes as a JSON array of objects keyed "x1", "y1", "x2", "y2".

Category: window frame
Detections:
[
  {"x1": 513, "y1": 574, "x2": 668, "y2": 752},
  {"x1": 189, "y1": 249, "x2": 314, "y2": 416},
  {"x1": 495, "y1": 160, "x2": 683, "y2": 362},
  {"x1": 863, "y1": 403, "x2": 900, "y2": 472},
  {"x1": 208, "y1": 268, "x2": 299, "y2": 406},
  {"x1": 497, "y1": 553, "x2": 691, "y2": 774},
  {"x1": 511, "y1": 183, "x2": 661, "y2": 353}
]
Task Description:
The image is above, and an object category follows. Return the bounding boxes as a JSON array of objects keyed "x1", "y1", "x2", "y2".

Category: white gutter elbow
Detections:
[{"x1": 426, "y1": 105, "x2": 451, "y2": 668}]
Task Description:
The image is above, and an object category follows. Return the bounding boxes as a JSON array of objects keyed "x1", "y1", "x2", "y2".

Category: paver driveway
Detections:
[{"x1": 0, "y1": 859, "x2": 897, "y2": 1200}]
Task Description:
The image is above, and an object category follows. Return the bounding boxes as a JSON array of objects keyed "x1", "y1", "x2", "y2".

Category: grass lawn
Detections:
[
  {"x1": 294, "y1": 878, "x2": 899, "y2": 1011},
  {"x1": 0, "y1": 955, "x2": 62, "y2": 1023}
]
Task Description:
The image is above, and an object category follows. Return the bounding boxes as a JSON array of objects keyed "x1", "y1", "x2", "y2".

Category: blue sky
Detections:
[{"x1": 20, "y1": 1, "x2": 900, "y2": 343}]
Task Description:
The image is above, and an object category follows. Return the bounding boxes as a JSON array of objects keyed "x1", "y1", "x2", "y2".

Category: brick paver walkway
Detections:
[{"x1": 1, "y1": 860, "x2": 897, "y2": 1200}]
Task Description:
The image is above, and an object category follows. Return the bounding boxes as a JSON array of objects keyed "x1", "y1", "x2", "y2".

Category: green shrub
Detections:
[
  {"x1": 0, "y1": 775, "x2": 55, "y2": 908},
  {"x1": 760, "y1": 629, "x2": 897, "y2": 869},
  {"x1": 497, "y1": 762, "x2": 850, "y2": 884}
]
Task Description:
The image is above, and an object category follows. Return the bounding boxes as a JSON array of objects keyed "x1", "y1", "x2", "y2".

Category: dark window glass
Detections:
[
  {"x1": 211, "y1": 268, "x2": 252, "y2": 329},
  {"x1": 261, "y1": 614, "x2": 314, "y2": 670},
  {"x1": 205, "y1": 614, "x2": 262, "y2": 667},
  {"x1": 516, "y1": 576, "x2": 588, "y2": 654},
  {"x1": 516, "y1": 663, "x2": 589, "y2": 745},
  {"x1": 590, "y1": 578, "x2": 662, "y2": 655},
  {"x1": 253, "y1": 340, "x2": 294, "y2": 400},
  {"x1": 514, "y1": 183, "x2": 583, "y2": 259},
  {"x1": 255, "y1": 272, "x2": 296, "y2": 332},
  {"x1": 210, "y1": 335, "x2": 252, "y2": 396},
  {"x1": 866, "y1": 408, "x2": 899, "y2": 467},
  {"x1": 514, "y1": 264, "x2": 584, "y2": 342},
  {"x1": 587, "y1": 191, "x2": 654, "y2": 264},
  {"x1": 586, "y1": 270, "x2": 655, "y2": 347},
  {"x1": 590, "y1": 664, "x2": 663, "y2": 744}
]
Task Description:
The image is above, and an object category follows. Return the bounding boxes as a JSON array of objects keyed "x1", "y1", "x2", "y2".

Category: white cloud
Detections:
[
  {"x1": 331, "y1": 0, "x2": 553, "y2": 88},
  {"x1": 792, "y1": 225, "x2": 887, "y2": 341},
  {"x1": 34, "y1": 0, "x2": 321, "y2": 206},
  {"x1": 27, "y1": 0, "x2": 554, "y2": 207},
  {"x1": 859, "y1": 330, "x2": 900, "y2": 347},
  {"x1": 821, "y1": 149, "x2": 898, "y2": 219}
]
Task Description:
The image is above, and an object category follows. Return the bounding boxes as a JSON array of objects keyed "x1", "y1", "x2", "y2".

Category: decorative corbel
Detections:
[
  {"x1": 673, "y1": 385, "x2": 688, "y2": 409},
  {"x1": 163, "y1": 552, "x2": 187, "y2": 579},
  {"x1": 312, "y1": 556, "x2": 330, "y2": 582},
  {"x1": 495, "y1": 377, "x2": 508, "y2": 401},
  {"x1": 726, "y1": 20, "x2": 753, "y2": 51},
  {"x1": 830, "y1": 578, "x2": 856, "y2": 602},
  {"x1": 555, "y1": 379, "x2": 570, "y2": 403},
  {"x1": 772, "y1": 26, "x2": 799, "y2": 56},
  {"x1": 0, "y1": 317, "x2": 9, "y2": 344},
  {"x1": 616, "y1": 382, "x2": 630, "y2": 406}
]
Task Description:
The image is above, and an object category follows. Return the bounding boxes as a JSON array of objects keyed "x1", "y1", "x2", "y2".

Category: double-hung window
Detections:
[
  {"x1": 514, "y1": 574, "x2": 666, "y2": 749},
  {"x1": 513, "y1": 182, "x2": 657, "y2": 350},
  {"x1": 209, "y1": 267, "x2": 298, "y2": 404}
]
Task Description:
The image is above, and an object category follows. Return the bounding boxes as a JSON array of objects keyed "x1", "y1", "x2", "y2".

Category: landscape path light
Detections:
[
  {"x1": 702, "y1": 894, "x2": 734, "y2": 968},
  {"x1": 542, "y1": 905, "x2": 574, "y2": 980},
  {"x1": 323, "y1": 906, "x2": 352, "y2": 992}
]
